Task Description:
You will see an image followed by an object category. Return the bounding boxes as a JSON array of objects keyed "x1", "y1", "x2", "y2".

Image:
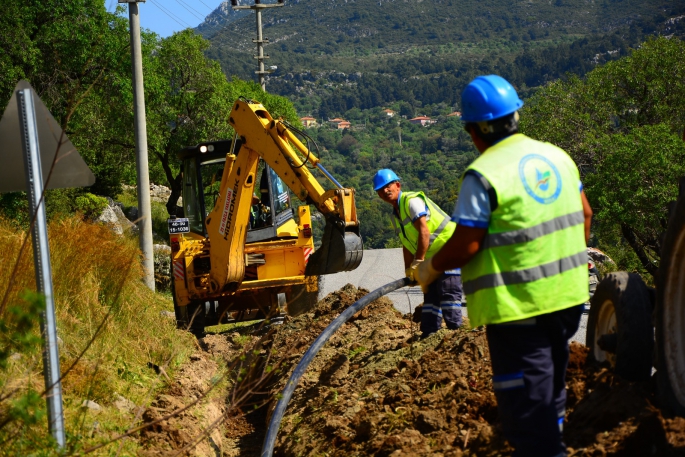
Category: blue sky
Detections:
[{"x1": 105, "y1": 0, "x2": 222, "y2": 37}]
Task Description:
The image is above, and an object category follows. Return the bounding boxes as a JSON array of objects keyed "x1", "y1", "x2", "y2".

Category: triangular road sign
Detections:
[{"x1": 0, "y1": 80, "x2": 95, "y2": 193}]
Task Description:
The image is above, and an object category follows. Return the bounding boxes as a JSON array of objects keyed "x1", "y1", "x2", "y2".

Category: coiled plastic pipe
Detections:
[{"x1": 261, "y1": 277, "x2": 412, "y2": 457}]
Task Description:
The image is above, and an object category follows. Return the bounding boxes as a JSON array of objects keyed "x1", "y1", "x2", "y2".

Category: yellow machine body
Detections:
[{"x1": 169, "y1": 99, "x2": 362, "y2": 332}]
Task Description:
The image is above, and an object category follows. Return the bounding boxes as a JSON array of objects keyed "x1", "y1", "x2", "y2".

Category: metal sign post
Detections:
[
  {"x1": 0, "y1": 79, "x2": 95, "y2": 449},
  {"x1": 16, "y1": 88, "x2": 65, "y2": 448}
]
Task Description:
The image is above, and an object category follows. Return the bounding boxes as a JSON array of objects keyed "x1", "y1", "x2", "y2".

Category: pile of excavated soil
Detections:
[{"x1": 137, "y1": 285, "x2": 685, "y2": 456}]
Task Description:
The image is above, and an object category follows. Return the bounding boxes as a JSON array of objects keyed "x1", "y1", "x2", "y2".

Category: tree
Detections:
[
  {"x1": 585, "y1": 125, "x2": 685, "y2": 276},
  {"x1": 336, "y1": 134, "x2": 359, "y2": 156},
  {"x1": 0, "y1": 1, "x2": 135, "y2": 213},
  {"x1": 521, "y1": 37, "x2": 685, "y2": 277}
]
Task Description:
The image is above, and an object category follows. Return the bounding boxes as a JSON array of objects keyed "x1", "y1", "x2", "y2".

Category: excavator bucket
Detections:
[{"x1": 305, "y1": 220, "x2": 363, "y2": 276}]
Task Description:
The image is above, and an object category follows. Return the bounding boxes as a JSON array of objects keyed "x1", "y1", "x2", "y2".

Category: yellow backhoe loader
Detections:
[{"x1": 168, "y1": 98, "x2": 363, "y2": 335}]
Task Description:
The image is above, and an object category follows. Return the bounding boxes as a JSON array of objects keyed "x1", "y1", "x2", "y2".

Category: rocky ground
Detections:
[{"x1": 136, "y1": 285, "x2": 685, "y2": 456}]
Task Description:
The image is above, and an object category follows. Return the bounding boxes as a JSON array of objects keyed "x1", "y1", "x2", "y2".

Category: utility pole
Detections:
[
  {"x1": 397, "y1": 121, "x2": 402, "y2": 148},
  {"x1": 120, "y1": 0, "x2": 155, "y2": 291},
  {"x1": 231, "y1": 0, "x2": 285, "y2": 91}
]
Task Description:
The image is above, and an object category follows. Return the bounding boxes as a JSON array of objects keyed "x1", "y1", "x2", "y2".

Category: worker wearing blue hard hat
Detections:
[
  {"x1": 409, "y1": 75, "x2": 594, "y2": 457},
  {"x1": 373, "y1": 169, "x2": 463, "y2": 338},
  {"x1": 372, "y1": 168, "x2": 400, "y2": 192}
]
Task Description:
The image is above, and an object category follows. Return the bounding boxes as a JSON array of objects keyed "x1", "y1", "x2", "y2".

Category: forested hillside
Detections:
[{"x1": 204, "y1": 0, "x2": 685, "y2": 117}]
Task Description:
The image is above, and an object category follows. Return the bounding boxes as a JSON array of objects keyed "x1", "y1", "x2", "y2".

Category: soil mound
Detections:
[
  {"x1": 137, "y1": 285, "x2": 685, "y2": 456},
  {"x1": 262, "y1": 284, "x2": 507, "y2": 456}
]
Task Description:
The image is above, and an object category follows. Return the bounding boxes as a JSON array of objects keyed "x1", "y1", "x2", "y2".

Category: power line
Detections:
[
  {"x1": 148, "y1": 0, "x2": 193, "y2": 29},
  {"x1": 174, "y1": 0, "x2": 207, "y2": 21},
  {"x1": 197, "y1": 0, "x2": 217, "y2": 11},
  {"x1": 180, "y1": 0, "x2": 211, "y2": 17},
  {"x1": 206, "y1": 20, "x2": 264, "y2": 49}
]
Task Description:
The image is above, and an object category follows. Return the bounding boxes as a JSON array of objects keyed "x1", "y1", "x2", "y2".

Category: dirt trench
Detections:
[{"x1": 136, "y1": 285, "x2": 685, "y2": 456}]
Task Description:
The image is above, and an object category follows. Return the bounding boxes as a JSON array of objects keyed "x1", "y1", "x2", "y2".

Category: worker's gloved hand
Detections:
[
  {"x1": 404, "y1": 259, "x2": 424, "y2": 285},
  {"x1": 417, "y1": 258, "x2": 442, "y2": 293}
]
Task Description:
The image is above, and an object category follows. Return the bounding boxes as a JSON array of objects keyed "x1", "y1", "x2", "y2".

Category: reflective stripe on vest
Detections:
[
  {"x1": 482, "y1": 210, "x2": 585, "y2": 249},
  {"x1": 391, "y1": 191, "x2": 456, "y2": 258},
  {"x1": 462, "y1": 250, "x2": 587, "y2": 295},
  {"x1": 461, "y1": 134, "x2": 589, "y2": 327}
]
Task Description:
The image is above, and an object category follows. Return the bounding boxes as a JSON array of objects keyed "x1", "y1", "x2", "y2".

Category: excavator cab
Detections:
[
  {"x1": 178, "y1": 140, "x2": 296, "y2": 242},
  {"x1": 248, "y1": 165, "x2": 297, "y2": 241}
]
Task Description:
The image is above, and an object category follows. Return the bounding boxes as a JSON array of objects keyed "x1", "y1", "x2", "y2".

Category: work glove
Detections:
[
  {"x1": 417, "y1": 258, "x2": 443, "y2": 293},
  {"x1": 404, "y1": 259, "x2": 423, "y2": 285}
]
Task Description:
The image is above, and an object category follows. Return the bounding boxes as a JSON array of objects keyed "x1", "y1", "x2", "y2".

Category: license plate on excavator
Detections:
[{"x1": 168, "y1": 218, "x2": 190, "y2": 234}]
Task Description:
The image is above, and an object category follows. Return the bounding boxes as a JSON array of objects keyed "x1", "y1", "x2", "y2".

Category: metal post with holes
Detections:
[
  {"x1": 119, "y1": 0, "x2": 155, "y2": 290},
  {"x1": 230, "y1": 0, "x2": 285, "y2": 91},
  {"x1": 17, "y1": 88, "x2": 65, "y2": 448}
]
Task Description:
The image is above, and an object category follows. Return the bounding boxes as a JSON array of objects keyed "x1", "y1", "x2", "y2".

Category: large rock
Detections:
[
  {"x1": 587, "y1": 247, "x2": 614, "y2": 266},
  {"x1": 96, "y1": 206, "x2": 121, "y2": 234},
  {"x1": 149, "y1": 183, "x2": 172, "y2": 203},
  {"x1": 123, "y1": 183, "x2": 182, "y2": 206},
  {"x1": 96, "y1": 203, "x2": 137, "y2": 236}
]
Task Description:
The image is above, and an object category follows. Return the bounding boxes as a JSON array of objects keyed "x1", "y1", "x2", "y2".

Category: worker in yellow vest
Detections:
[
  {"x1": 373, "y1": 169, "x2": 463, "y2": 338},
  {"x1": 413, "y1": 75, "x2": 593, "y2": 457}
]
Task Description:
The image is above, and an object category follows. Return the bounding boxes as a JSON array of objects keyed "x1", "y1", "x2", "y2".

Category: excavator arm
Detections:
[{"x1": 204, "y1": 98, "x2": 362, "y2": 294}]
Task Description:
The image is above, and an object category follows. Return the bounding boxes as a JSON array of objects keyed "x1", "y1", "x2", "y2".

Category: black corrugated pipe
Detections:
[{"x1": 261, "y1": 277, "x2": 412, "y2": 457}]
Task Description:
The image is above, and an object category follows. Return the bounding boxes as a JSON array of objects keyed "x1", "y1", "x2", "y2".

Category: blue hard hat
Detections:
[
  {"x1": 373, "y1": 169, "x2": 400, "y2": 191},
  {"x1": 461, "y1": 75, "x2": 524, "y2": 123}
]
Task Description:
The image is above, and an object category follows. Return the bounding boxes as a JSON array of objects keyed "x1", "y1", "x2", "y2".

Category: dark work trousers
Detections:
[
  {"x1": 486, "y1": 305, "x2": 583, "y2": 457},
  {"x1": 421, "y1": 273, "x2": 463, "y2": 337}
]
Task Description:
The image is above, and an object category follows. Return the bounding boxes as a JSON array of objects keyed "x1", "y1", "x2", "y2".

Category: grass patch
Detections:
[
  {"x1": 0, "y1": 216, "x2": 195, "y2": 454},
  {"x1": 205, "y1": 320, "x2": 261, "y2": 335}
]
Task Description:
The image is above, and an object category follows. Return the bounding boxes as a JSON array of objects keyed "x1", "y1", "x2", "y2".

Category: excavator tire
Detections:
[
  {"x1": 586, "y1": 272, "x2": 654, "y2": 382},
  {"x1": 656, "y1": 178, "x2": 685, "y2": 416},
  {"x1": 186, "y1": 301, "x2": 206, "y2": 337},
  {"x1": 171, "y1": 285, "x2": 189, "y2": 330}
]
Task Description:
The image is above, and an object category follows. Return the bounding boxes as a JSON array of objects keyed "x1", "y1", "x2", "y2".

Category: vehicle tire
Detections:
[
  {"x1": 287, "y1": 277, "x2": 320, "y2": 317},
  {"x1": 656, "y1": 181, "x2": 685, "y2": 416},
  {"x1": 171, "y1": 283, "x2": 189, "y2": 330},
  {"x1": 186, "y1": 301, "x2": 206, "y2": 337},
  {"x1": 586, "y1": 272, "x2": 654, "y2": 382}
]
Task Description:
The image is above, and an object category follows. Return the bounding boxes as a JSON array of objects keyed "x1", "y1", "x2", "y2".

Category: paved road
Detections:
[{"x1": 320, "y1": 248, "x2": 588, "y2": 345}]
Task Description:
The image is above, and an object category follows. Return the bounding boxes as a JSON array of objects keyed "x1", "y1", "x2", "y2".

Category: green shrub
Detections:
[{"x1": 74, "y1": 193, "x2": 109, "y2": 220}]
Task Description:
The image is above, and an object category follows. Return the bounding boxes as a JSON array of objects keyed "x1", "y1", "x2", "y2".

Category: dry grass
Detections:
[{"x1": 0, "y1": 216, "x2": 195, "y2": 455}]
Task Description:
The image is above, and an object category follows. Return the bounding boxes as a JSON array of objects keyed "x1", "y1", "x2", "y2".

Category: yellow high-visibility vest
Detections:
[
  {"x1": 461, "y1": 134, "x2": 589, "y2": 327},
  {"x1": 391, "y1": 191, "x2": 456, "y2": 259}
]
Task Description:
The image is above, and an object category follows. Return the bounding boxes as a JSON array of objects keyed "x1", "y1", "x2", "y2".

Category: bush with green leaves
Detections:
[
  {"x1": 73, "y1": 193, "x2": 108, "y2": 220},
  {"x1": 521, "y1": 37, "x2": 685, "y2": 278}
]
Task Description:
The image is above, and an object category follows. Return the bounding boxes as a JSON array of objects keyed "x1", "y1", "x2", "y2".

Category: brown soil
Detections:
[{"x1": 137, "y1": 285, "x2": 685, "y2": 456}]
